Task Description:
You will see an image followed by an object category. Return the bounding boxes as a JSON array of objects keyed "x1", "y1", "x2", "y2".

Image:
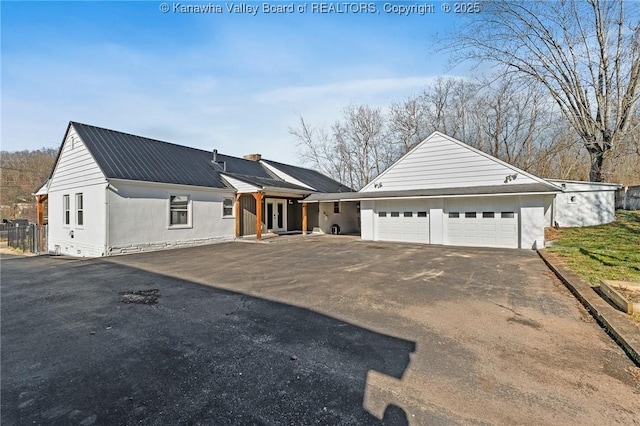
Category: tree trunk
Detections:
[{"x1": 588, "y1": 149, "x2": 605, "y2": 182}]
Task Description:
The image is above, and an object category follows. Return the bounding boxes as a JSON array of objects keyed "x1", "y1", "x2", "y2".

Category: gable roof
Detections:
[
  {"x1": 55, "y1": 122, "x2": 346, "y2": 193},
  {"x1": 72, "y1": 122, "x2": 230, "y2": 188},
  {"x1": 222, "y1": 172, "x2": 314, "y2": 192},
  {"x1": 261, "y1": 159, "x2": 353, "y2": 193},
  {"x1": 360, "y1": 131, "x2": 557, "y2": 192}
]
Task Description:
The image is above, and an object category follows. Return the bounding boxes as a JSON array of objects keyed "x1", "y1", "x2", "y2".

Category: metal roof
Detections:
[
  {"x1": 69, "y1": 122, "x2": 347, "y2": 192},
  {"x1": 303, "y1": 183, "x2": 561, "y2": 202},
  {"x1": 222, "y1": 173, "x2": 314, "y2": 192},
  {"x1": 261, "y1": 159, "x2": 354, "y2": 193},
  {"x1": 72, "y1": 122, "x2": 230, "y2": 188}
]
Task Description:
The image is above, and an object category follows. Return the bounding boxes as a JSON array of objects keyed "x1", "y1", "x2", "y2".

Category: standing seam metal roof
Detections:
[
  {"x1": 261, "y1": 159, "x2": 354, "y2": 193},
  {"x1": 73, "y1": 123, "x2": 230, "y2": 188},
  {"x1": 69, "y1": 122, "x2": 347, "y2": 192}
]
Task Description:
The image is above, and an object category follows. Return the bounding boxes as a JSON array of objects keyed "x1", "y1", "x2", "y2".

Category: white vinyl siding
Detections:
[
  {"x1": 47, "y1": 127, "x2": 107, "y2": 192},
  {"x1": 362, "y1": 132, "x2": 539, "y2": 192}
]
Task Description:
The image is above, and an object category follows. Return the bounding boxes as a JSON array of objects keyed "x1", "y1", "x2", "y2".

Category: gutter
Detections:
[{"x1": 301, "y1": 191, "x2": 560, "y2": 203}]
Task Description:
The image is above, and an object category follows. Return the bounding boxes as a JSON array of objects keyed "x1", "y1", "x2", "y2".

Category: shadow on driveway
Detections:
[{"x1": 1, "y1": 256, "x2": 415, "y2": 425}]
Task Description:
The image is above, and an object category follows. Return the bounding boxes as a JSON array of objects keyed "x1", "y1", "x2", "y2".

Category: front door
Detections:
[{"x1": 266, "y1": 199, "x2": 286, "y2": 232}]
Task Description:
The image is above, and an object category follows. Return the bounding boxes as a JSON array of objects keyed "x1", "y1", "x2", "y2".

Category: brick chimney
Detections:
[{"x1": 243, "y1": 154, "x2": 262, "y2": 161}]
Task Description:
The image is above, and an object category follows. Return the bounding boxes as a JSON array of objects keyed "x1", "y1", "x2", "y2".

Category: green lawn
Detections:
[{"x1": 547, "y1": 210, "x2": 640, "y2": 286}]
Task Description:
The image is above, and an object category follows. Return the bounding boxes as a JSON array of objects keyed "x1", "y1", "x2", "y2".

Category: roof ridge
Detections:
[
  {"x1": 70, "y1": 121, "x2": 249, "y2": 161},
  {"x1": 262, "y1": 158, "x2": 317, "y2": 173}
]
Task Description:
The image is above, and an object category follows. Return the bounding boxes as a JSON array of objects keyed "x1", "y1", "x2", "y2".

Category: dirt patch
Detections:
[
  {"x1": 119, "y1": 289, "x2": 160, "y2": 305},
  {"x1": 544, "y1": 226, "x2": 562, "y2": 241},
  {"x1": 614, "y1": 285, "x2": 640, "y2": 303}
]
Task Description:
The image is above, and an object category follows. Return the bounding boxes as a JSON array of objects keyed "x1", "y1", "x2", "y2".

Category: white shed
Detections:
[{"x1": 547, "y1": 179, "x2": 620, "y2": 227}]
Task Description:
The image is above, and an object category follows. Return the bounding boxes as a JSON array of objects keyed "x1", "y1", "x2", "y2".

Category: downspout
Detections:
[{"x1": 105, "y1": 183, "x2": 110, "y2": 256}]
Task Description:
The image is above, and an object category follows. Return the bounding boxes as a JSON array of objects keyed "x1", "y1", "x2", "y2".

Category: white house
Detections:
[
  {"x1": 38, "y1": 125, "x2": 620, "y2": 256},
  {"x1": 37, "y1": 122, "x2": 352, "y2": 257},
  {"x1": 302, "y1": 132, "x2": 620, "y2": 249}
]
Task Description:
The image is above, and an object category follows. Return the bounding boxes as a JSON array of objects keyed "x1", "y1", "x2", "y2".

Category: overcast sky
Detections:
[{"x1": 2, "y1": 1, "x2": 474, "y2": 166}]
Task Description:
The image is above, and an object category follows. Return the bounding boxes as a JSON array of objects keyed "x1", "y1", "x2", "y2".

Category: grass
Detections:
[{"x1": 547, "y1": 210, "x2": 640, "y2": 286}]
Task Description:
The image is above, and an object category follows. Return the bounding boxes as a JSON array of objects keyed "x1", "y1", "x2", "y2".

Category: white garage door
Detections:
[
  {"x1": 445, "y1": 198, "x2": 518, "y2": 248},
  {"x1": 375, "y1": 200, "x2": 429, "y2": 243}
]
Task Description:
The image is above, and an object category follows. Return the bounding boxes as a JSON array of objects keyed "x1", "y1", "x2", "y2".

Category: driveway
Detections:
[{"x1": 2, "y1": 237, "x2": 639, "y2": 425}]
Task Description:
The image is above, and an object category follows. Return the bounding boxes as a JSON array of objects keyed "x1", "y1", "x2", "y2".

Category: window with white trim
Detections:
[
  {"x1": 76, "y1": 193, "x2": 84, "y2": 226},
  {"x1": 333, "y1": 201, "x2": 340, "y2": 214},
  {"x1": 169, "y1": 195, "x2": 190, "y2": 226},
  {"x1": 223, "y1": 197, "x2": 234, "y2": 217},
  {"x1": 63, "y1": 195, "x2": 70, "y2": 225}
]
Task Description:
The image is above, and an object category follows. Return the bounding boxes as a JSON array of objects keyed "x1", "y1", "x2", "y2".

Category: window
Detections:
[
  {"x1": 378, "y1": 211, "x2": 387, "y2": 217},
  {"x1": 333, "y1": 201, "x2": 340, "y2": 214},
  {"x1": 390, "y1": 212, "x2": 400, "y2": 217},
  {"x1": 63, "y1": 195, "x2": 70, "y2": 225},
  {"x1": 223, "y1": 197, "x2": 234, "y2": 217},
  {"x1": 482, "y1": 212, "x2": 494, "y2": 218},
  {"x1": 417, "y1": 211, "x2": 427, "y2": 217},
  {"x1": 448, "y1": 212, "x2": 459, "y2": 218},
  {"x1": 170, "y1": 195, "x2": 190, "y2": 226},
  {"x1": 501, "y1": 212, "x2": 515, "y2": 219},
  {"x1": 404, "y1": 212, "x2": 413, "y2": 217},
  {"x1": 76, "y1": 193, "x2": 84, "y2": 226},
  {"x1": 465, "y1": 212, "x2": 477, "y2": 218}
]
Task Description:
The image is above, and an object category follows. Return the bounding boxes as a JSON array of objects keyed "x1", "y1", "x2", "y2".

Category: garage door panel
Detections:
[
  {"x1": 445, "y1": 198, "x2": 519, "y2": 249},
  {"x1": 376, "y1": 200, "x2": 429, "y2": 243}
]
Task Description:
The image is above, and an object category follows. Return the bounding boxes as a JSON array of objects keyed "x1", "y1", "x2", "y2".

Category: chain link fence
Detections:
[{"x1": 5, "y1": 224, "x2": 47, "y2": 254}]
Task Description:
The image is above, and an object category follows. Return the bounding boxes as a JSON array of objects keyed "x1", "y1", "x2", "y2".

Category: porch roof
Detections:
[{"x1": 224, "y1": 172, "x2": 314, "y2": 193}]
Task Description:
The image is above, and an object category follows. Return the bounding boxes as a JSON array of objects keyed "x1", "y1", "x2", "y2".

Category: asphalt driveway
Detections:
[{"x1": 2, "y1": 237, "x2": 639, "y2": 425}]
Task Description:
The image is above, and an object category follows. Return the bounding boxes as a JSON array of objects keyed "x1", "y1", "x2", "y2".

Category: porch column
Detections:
[
  {"x1": 302, "y1": 202, "x2": 308, "y2": 235},
  {"x1": 252, "y1": 192, "x2": 263, "y2": 241},
  {"x1": 36, "y1": 195, "x2": 47, "y2": 226},
  {"x1": 235, "y1": 194, "x2": 241, "y2": 238}
]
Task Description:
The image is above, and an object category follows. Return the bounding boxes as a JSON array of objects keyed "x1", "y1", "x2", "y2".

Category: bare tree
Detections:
[
  {"x1": 332, "y1": 104, "x2": 391, "y2": 189},
  {"x1": 421, "y1": 77, "x2": 481, "y2": 141},
  {"x1": 388, "y1": 95, "x2": 428, "y2": 155},
  {"x1": 290, "y1": 105, "x2": 391, "y2": 190},
  {"x1": 290, "y1": 117, "x2": 351, "y2": 186},
  {"x1": 477, "y1": 78, "x2": 554, "y2": 171},
  {"x1": 446, "y1": 0, "x2": 640, "y2": 181}
]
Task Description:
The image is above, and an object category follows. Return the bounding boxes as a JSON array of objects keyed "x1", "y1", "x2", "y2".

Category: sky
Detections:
[{"x1": 1, "y1": 1, "x2": 474, "y2": 166}]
